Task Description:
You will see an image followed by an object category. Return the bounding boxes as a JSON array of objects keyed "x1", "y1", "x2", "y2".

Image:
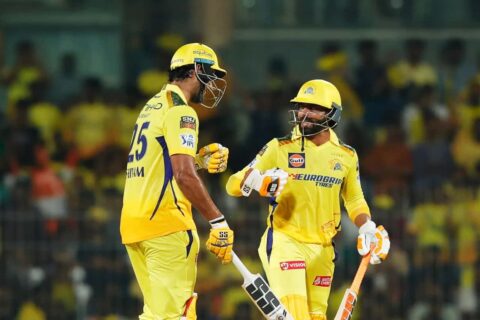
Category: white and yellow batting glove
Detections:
[
  {"x1": 195, "y1": 143, "x2": 229, "y2": 174},
  {"x1": 241, "y1": 168, "x2": 288, "y2": 197},
  {"x1": 206, "y1": 216, "x2": 234, "y2": 264},
  {"x1": 357, "y1": 220, "x2": 390, "y2": 265}
]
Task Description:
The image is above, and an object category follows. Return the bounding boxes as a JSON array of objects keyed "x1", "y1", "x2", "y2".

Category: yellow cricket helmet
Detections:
[
  {"x1": 289, "y1": 79, "x2": 343, "y2": 135},
  {"x1": 290, "y1": 79, "x2": 341, "y2": 109},
  {"x1": 170, "y1": 42, "x2": 226, "y2": 78}
]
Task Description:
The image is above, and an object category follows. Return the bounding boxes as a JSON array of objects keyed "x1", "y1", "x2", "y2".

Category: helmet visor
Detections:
[
  {"x1": 195, "y1": 62, "x2": 227, "y2": 109},
  {"x1": 288, "y1": 103, "x2": 339, "y2": 136}
]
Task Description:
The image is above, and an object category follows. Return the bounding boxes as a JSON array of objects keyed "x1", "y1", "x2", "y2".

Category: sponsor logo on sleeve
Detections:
[
  {"x1": 180, "y1": 134, "x2": 195, "y2": 149},
  {"x1": 180, "y1": 116, "x2": 197, "y2": 130},
  {"x1": 313, "y1": 276, "x2": 332, "y2": 287},
  {"x1": 279, "y1": 261, "x2": 306, "y2": 271},
  {"x1": 288, "y1": 153, "x2": 305, "y2": 168}
]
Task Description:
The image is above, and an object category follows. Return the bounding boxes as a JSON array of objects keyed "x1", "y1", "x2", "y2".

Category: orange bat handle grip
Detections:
[{"x1": 350, "y1": 251, "x2": 371, "y2": 294}]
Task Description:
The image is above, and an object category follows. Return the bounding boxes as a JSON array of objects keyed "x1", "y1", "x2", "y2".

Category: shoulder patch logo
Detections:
[
  {"x1": 288, "y1": 153, "x2": 305, "y2": 168},
  {"x1": 180, "y1": 133, "x2": 195, "y2": 149},
  {"x1": 180, "y1": 116, "x2": 197, "y2": 130}
]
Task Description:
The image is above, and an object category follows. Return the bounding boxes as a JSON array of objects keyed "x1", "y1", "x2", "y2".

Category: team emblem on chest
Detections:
[{"x1": 329, "y1": 159, "x2": 343, "y2": 171}]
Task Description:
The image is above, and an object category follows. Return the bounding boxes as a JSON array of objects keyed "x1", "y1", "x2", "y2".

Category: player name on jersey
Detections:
[{"x1": 126, "y1": 166, "x2": 145, "y2": 178}]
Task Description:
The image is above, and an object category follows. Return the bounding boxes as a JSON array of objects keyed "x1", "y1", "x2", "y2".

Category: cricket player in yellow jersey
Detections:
[
  {"x1": 226, "y1": 79, "x2": 391, "y2": 319},
  {"x1": 120, "y1": 43, "x2": 234, "y2": 320}
]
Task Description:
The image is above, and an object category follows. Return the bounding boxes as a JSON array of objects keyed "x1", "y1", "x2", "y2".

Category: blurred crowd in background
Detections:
[{"x1": 1, "y1": 24, "x2": 480, "y2": 320}]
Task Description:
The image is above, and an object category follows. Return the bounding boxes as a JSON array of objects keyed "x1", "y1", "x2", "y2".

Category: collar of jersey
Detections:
[
  {"x1": 291, "y1": 128, "x2": 340, "y2": 147},
  {"x1": 165, "y1": 83, "x2": 188, "y2": 105}
]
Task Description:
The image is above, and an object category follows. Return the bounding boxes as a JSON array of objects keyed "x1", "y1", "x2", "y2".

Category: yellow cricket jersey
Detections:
[
  {"x1": 120, "y1": 84, "x2": 199, "y2": 244},
  {"x1": 226, "y1": 129, "x2": 370, "y2": 245}
]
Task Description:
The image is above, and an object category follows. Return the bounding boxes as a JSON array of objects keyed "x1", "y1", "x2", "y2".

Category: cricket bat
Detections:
[
  {"x1": 232, "y1": 252, "x2": 294, "y2": 320},
  {"x1": 333, "y1": 251, "x2": 371, "y2": 320}
]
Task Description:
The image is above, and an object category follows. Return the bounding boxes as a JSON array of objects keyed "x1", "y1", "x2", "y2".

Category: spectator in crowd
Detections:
[
  {"x1": 27, "y1": 81, "x2": 62, "y2": 155},
  {"x1": 48, "y1": 52, "x2": 81, "y2": 109},
  {"x1": 0, "y1": 40, "x2": 47, "y2": 118},
  {"x1": 437, "y1": 38, "x2": 476, "y2": 106},
  {"x1": 2, "y1": 99, "x2": 42, "y2": 170},
  {"x1": 402, "y1": 85, "x2": 450, "y2": 146},
  {"x1": 363, "y1": 124, "x2": 413, "y2": 199},
  {"x1": 353, "y1": 39, "x2": 392, "y2": 127},
  {"x1": 388, "y1": 39, "x2": 437, "y2": 101},
  {"x1": 266, "y1": 56, "x2": 290, "y2": 92},
  {"x1": 451, "y1": 117, "x2": 480, "y2": 182},
  {"x1": 411, "y1": 115, "x2": 454, "y2": 197},
  {"x1": 62, "y1": 77, "x2": 114, "y2": 167},
  {"x1": 457, "y1": 74, "x2": 480, "y2": 130}
]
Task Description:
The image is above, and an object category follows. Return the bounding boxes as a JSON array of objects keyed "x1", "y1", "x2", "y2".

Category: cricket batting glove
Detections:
[
  {"x1": 195, "y1": 143, "x2": 229, "y2": 173},
  {"x1": 241, "y1": 168, "x2": 288, "y2": 197},
  {"x1": 206, "y1": 216, "x2": 234, "y2": 264},
  {"x1": 357, "y1": 220, "x2": 390, "y2": 265}
]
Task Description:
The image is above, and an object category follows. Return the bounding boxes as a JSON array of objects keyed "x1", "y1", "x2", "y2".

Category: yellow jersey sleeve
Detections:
[
  {"x1": 341, "y1": 151, "x2": 370, "y2": 222},
  {"x1": 164, "y1": 106, "x2": 199, "y2": 156},
  {"x1": 226, "y1": 139, "x2": 277, "y2": 197}
]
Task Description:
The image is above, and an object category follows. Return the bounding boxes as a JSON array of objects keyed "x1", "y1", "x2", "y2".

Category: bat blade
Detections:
[
  {"x1": 232, "y1": 252, "x2": 294, "y2": 320},
  {"x1": 334, "y1": 289, "x2": 357, "y2": 320},
  {"x1": 242, "y1": 274, "x2": 293, "y2": 320},
  {"x1": 334, "y1": 250, "x2": 371, "y2": 320}
]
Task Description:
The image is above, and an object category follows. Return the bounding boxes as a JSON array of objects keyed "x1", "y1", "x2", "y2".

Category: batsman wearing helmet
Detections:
[
  {"x1": 226, "y1": 79, "x2": 390, "y2": 319},
  {"x1": 120, "y1": 43, "x2": 234, "y2": 319}
]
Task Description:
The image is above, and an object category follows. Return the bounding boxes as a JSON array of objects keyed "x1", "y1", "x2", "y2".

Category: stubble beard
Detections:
[{"x1": 191, "y1": 83, "x2": 205, "y2": 104}]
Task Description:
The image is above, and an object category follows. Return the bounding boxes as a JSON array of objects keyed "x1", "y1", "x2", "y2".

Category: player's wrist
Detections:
[
  {"x1": 194, "y1": 153, "x2": 206, "y2": 170},
  {"x1": 209, "y1": 215, "x2": 229, "y2": 229},
  {"x1": 241, "y1": 168, "x2": 262, "y2": 196}
]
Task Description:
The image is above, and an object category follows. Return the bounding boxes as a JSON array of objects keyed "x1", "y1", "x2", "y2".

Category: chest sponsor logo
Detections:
[
  {"x1": 290, "y1": 173, "x2": 343, "y2": 188},
  {"x1": 279, "y1": 261, "x2": 306, "y2": 271},
  {"x1": 180, "y1": 134, "x2": 195, "y2": 149},
  {"x1": 288, "y1": 153, "x2": 305, "y2": 168},
  {"x1": 180, "y1": 116, "x2": 197, "y2": 130},
  {"x1": 313, "y1": 276, "x2": 331, "y2": 287}
]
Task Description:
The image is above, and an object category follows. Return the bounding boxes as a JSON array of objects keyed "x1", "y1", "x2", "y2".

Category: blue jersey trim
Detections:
[
  {"x1": 186, "y1": 230, "x2": 194, "y2": 257},
  {"x1": 170, "y1": 180, "x2": 186, "y2": 216},
  {"x1": 150, "y1": 136, "x2": 173, "y2": 220}
]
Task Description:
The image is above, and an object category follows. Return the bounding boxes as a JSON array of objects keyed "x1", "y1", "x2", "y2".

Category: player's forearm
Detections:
[{"x1": 176, "y1": 171, "x2": 223, "y2": 221}]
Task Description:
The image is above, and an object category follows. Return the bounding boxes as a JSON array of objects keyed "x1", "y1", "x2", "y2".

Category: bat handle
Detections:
[{"x1": 231, "y1": 251, "x2": 253, "y2": 279}]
